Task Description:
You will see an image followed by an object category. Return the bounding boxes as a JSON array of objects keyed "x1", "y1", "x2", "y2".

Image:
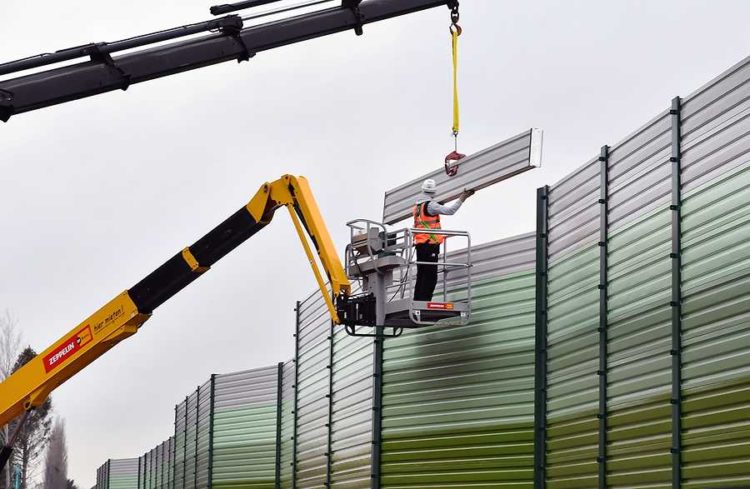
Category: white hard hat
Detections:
[{"x1": 421, "y1": 178, "x2": 437, "y2": 194}]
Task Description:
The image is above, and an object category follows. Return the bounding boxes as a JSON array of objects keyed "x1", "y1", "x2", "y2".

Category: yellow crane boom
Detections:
[{"x1": 0, "y1": 175, "x2": 350, "y2": 437}]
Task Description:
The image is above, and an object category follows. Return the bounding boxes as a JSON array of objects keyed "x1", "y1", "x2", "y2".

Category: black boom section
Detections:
[
  {"x1": 0, "y1": 0, "x2": 449, "y2": 121},
  {"x1": 128, "y1": 207, "x2": 266, "y2": 313},
  {"x1": 190, "y1": 206, "x2": 266, "y2": 266},
  {"x1": 128, "y1": 252, "x2": 198, "y2": 314}
]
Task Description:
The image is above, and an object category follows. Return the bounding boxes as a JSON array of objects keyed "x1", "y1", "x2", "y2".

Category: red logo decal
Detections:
[
  {"x1": 427, "y1": 302, "x2": 454, "y2": 310},
  {"x1": 43, "y1": 326, "x2": 93, "y2": 373}
]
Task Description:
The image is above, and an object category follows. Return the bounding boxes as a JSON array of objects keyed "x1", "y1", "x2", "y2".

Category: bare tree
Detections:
[
  {"x1": 8, "y1": 347, "x2": 52, "y2": 489},
  {"x1": 0, "y1": 311, "x2": 22, "y2": 489},
  {"x1": 43, "y1": 420, "x2": 67, "y2": 489},
  {"x1": 0, "y1": 311, "x2": 22, "y2": 380}
]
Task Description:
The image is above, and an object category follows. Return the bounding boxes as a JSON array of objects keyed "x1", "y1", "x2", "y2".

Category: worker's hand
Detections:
[{"x1": 460, "y1": 189, "x2": 475, "y2": 200}]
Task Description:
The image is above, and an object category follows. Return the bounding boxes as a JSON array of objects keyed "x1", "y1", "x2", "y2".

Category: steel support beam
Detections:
[
  {"x1": 325, "y1": 322, "x2": 335, "y2": 488},
  {"x1": 292, "y1": 302, "x2": 301, "y2": 489},
  {"x1": 209, "y1": 374, "x2": 217, "y2": 489},
  {"x1": 0, "y1": 0, "x2": 450, "y2": 121},
  {"x1": 194, "y1": 385, "x2": 200, "y2": 489},
  {"x1": 371, "y1": 329, "x2": 384, "y2": 489},
  {"x1": 670, "y1": 96, "x2": 683, "y2": 489},
  {"x1": 182, "y1": 395, "x2": 188, "y2": 489},
  {"x1": 534, "y1": 185, "x2": 549, "y2": 489},
  {"x1": 597, "y1": 146, "x2": 609, "y2": 489},
  {"x1": 274, "y1": 363, "x2": 284, "y2": 489}
]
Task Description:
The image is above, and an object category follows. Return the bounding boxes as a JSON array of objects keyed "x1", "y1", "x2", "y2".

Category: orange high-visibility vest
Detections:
[{"x1": 413, "y1": 202, "x2": 444, "y2": 245}]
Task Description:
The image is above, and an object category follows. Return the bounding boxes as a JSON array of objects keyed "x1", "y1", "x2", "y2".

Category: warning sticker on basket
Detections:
[
  {"x1": 43, "y1": 326, "x2": 93, "y2": 373},
  {"x1": 426, "y1": 302, "x2": 454, "y2": 310}
]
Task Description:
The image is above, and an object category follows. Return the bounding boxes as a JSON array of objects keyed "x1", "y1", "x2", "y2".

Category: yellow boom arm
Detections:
[{"x1": 0, "y1": 175, "x2": 350, "y2": 428}]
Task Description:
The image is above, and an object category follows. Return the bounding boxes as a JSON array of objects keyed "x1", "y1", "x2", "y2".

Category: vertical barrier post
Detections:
[
  {"x1": 534, "y1": 186, "x2": 549, "y2": 489},
  {"x1": 168, "y1": 438, "x2": 173, "y2": 489},
  {"x1": 670, "y1": 96, "x2": 683, "y2": 489},
  {"x1": 371, "y1": 328, "x2": 384, "y2": 489},
  {"x1": 183, "y1": 395, "x2": 188, "y2": 489},
  {"x1": 163, "y1": 441, "x2": 168, "y2": 489},
  {"x1": 195, "y1": 386, "x2": 201, "y2": 489},
  {"x1": 172, "y1": 425, "x2": 177, "y2": 489},
  {"x1": 597, "y1": 145, "x2": 610, "y2": 489},
  {"x1": 292, "y1": 302, "x2": 301, "y2": 489},
  {"x1": 325, "y1": 321, "x2": 335, "y2": 488},
  {"x1": 172, "y1": 406, "x2": 177, "y2": 489},
  {"x1": 275, "y1": 363, "x2": 284, "y2": 489},
  {"x1": 209, "y1": 374, "x2": 216, "y2": 489}
]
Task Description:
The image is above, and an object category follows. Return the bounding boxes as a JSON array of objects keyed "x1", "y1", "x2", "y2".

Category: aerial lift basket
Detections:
[{"x1": 340, "y1": 219, "x2": 472, "y2": 337}]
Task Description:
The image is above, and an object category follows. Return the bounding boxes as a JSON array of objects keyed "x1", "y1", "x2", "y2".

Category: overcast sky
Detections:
[{"x1": 1, "y1": 0, "x2": 748, "y2": 486}]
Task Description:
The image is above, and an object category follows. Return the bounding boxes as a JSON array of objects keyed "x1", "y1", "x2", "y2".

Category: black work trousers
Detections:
[{"x1": 414, "y1": 243, "x2": 441, "y2": 301}]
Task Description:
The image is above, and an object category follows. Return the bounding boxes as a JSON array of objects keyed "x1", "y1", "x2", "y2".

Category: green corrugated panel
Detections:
[
  {"x1": 197, "y1": 380, "x2": 212, "y2": 488},
  {"x1": 212, "y1": 366, "x2": 279, "y2": 489},
  {"x1": 185, "y1": 391, "x2": 199, "y2": 489},
  {"x1": 108, "y1": 459, "x2": 140, "y2": 489},
  {"x1": 330, "y1": 325, "x2": 373, "y2": 488},
  {"x1": 681, "y1": 161, "x2": 750, "y2": 488},
  {"x1": 606, "y1": 203, "x2": 673, "y2": 488},
  {"x1": 280, "y1": 360, "x2": 296, "y2": 489},
  {"x1": 212, "y1": 406, "x2": 277, "y2": 488},
  {"x1": 546, "y1": 244, "x2": 599, "y2": 489},
  {"x1": 175, "y1": 400, "x2": 186, "y2": 489},
  {"x1": 381, "y1": 265, "x2": 535, "y2": 489},
  {"x1": 295, "y1": 293, "x2": 332, "y2": 488},
  {"x1": 168, "y1": 437, "x2": 175, "y2": 489}
]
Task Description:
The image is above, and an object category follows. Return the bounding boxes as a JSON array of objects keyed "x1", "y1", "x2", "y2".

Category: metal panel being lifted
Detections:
[{"x1": 382, "y1": 129, "x2": 543, "y2": 225}]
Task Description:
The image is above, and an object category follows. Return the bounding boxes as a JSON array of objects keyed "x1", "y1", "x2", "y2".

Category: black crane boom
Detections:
[{"x1": 0, "y1": 0, "x2": 450, "y2": 122}]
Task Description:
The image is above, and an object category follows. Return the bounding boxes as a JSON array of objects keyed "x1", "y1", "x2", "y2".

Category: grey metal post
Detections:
[
  {"x1": 171, "y1": 412, "x2": 177, "y2": 489},
  {"x1": 370, "y1": 273, "x2": 386, "y2": 489},
  {"x1": 275, "y1": 363, "x2": 284, "y2": 489},
  {"x1": 172, "y1": 437, "x2": 177, "y2": 489},
  {"x1": 442, "y1": 238, "x2": 448, "y2": 302},
  {"x1": 534, "y1": 186, "x2": 549, "y2": 489},
  {"x1": 669, "y1": 96, "x2": 683, "y2": 489},
  {"x1": 167, "y1": 436, "x2": 177, "y2": 489},
  {"x1": 597, "y1": 146, "x2": 610, "y2": 489},
  {"x1": 182, "y1": 396, "x2": 188, "y2": 489},
  {"x1": 325, "y1": 319, "x2": 335, "y2": 488},
  {"x1": 209, "y1": 374, "x2": 216, "y2": 489},
  {"x1": 194, "y1": 386, "x2": 200, "y2": 489},
  {"x1": 164, "y1": 443, "x2": 167, "y2": 489},
  {"x1": 292, "y1": 302, "x2": 301, "y2": 489}
]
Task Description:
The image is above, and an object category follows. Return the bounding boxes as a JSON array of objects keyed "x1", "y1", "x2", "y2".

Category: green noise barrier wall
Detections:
[
  {"x1": 96, "y1": 458, "x2": 140, "y2": 489},
  {"x1": 536, "y1": 55, "x2": 750, "y2": 489},
  {"x1": 294, "y1": 293, "x2": 331, "y2": 488},
  {"x1": 212, "y1": 366, "x2": 279, "y2": 488},
  {"x1": 290, "y1": 285, "x2": 375, "y2": 489},
  {"x1": 380, "y1": 234, "x2": 537, "y2": 488},
  {"x1": 93, "y1": 54, "x2": 750, "y2": 489},
  {"x1": 678, "y1": 58, "x2": 750, "y2": 488},
  {"x1": 139, "y1": 437, "x2": 175, "y2": 489},
  {"x1": 173, "y1": 379, "x2": 212, "y2": 489},
  {"x1": 279, "y1": 360, "x2": 296, "y2": 489},
  {"x1": 329, "y1": 305, "x2": 374, "y2": 487}
]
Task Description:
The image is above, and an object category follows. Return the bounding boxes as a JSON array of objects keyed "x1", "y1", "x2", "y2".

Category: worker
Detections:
[{"x1": 413, "y1": 179, "x2": 474, "y2": 301}]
